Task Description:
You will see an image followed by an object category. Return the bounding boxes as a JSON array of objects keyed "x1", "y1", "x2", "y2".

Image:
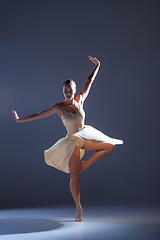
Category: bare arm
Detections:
[
  {"x1": 12, "y1": 103, "x2": 59, "y2": 123},
  {"x1": 79, "y1": 56, "x2": 100, "y2": 102}
]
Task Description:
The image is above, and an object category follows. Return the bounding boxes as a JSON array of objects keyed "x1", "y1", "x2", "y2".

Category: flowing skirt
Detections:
[{"x1": 44, "y1": 125, "x2": 123, "y2": 174}]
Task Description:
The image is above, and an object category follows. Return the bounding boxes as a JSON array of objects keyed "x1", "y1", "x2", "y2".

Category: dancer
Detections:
[{"x1": 12, "y1": 56, "x2": 123, "y2": 222}]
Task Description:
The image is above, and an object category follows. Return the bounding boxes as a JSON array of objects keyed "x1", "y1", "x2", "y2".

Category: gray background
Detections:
[{"x1": 0, "y1": 0, "x2": 159, "y2": 208}]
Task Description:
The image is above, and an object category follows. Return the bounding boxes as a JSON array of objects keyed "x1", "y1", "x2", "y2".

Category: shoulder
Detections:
[
  {"x1": 75, "y1": 93, "x2": 83, "y2": 106},
  {"x1": 47, "y1": 102, "x2": 64, "y2": 115},
  {"x1": 45, "y1": 102, "x2": 62, "y2": 119},
  {"x1": 54, "y1": 102, "x2": 65, "y2": 112}
]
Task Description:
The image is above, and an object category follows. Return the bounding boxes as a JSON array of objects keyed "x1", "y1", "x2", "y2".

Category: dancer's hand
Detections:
[
  {"x1": 12, "y1": 110, "x2": 21, "y2": 122},
  {"x1": 88, "y1": 56, "x2": 100, "y2": 66}
]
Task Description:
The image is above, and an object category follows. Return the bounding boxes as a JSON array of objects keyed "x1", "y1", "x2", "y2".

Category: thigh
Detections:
[
  {"x1": 69, "y1": 146, "x2": 80, "y2": 173},
  {"x1": 82, "y1": 140, "x2": 115, "y2": 151}
]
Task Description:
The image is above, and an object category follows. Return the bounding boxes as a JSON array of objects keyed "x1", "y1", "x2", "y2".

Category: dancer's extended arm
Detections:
[
  {"x1": 12, "y1": 103, "x2": 59, "y2": 123},
  {"x1": 79, "y1": 56, "x2": 100, "y2": 102}
]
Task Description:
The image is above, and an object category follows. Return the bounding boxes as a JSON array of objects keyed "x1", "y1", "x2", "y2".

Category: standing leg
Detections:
[
  {"x1": 80, "y1": 140, "x2": 115, "y2": 173},
  {"x1": 69, "y1": 146, "x2": 83, "y2": 221}
]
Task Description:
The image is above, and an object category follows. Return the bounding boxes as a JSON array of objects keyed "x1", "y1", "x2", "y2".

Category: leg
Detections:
[
  {"x1": 69, "y1": 146, "x2": 83, "y2": 221},
  {"x1": 79, "y1": 140, "x2": 115, "y2": 173},
  {"x1": 82, "y1": 140, "x2": 115, "y2": 151}
]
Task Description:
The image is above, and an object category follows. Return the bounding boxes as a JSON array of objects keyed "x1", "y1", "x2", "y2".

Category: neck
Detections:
[{"x1": 65, "y1": 98, "x2": 75, "y2": 105}]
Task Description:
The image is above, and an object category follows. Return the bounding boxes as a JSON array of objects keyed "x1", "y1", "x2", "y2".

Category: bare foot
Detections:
[
  {"x1": 79, "y1": 161, "x2": 88, "y2": 173},
  {"x1": 75, "y1": 205, "x2": 83, "y2": 222}
]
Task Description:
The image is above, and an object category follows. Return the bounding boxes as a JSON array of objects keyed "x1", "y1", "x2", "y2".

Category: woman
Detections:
[{"x1": 12, "y1": 56, "x2": 123, "y2": 222}]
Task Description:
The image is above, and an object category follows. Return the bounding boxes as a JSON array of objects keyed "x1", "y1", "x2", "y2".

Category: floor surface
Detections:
[{"x1": 0, "y1": 205, "x2": 160, "y2": 240}]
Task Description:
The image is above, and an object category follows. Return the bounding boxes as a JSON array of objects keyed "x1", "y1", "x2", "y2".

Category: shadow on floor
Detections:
[{"x1": 0, "y1": 218, "x2": 63, "y2": 235}]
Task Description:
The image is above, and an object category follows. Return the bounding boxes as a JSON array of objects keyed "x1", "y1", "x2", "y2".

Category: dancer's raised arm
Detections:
[
  {"x1": 12, "y1": 103, "x2": 59, "y2": 123},
  {"x1": 79, "y1": 56, "x2": 100, "y2": 102}
]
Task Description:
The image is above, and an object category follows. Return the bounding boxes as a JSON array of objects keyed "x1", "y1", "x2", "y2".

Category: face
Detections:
[{"x1": 63, "y1": 83, "x2": 76, "y2": 100}]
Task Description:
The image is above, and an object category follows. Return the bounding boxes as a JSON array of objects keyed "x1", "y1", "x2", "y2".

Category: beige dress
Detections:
[{"x1": 44, "y1": 106, "x2": 123, "y2": 174}]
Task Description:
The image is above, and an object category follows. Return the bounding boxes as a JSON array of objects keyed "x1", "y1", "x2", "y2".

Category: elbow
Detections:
[{"x1": 35, "y1": 113, "x2": 45, "y2": 120}]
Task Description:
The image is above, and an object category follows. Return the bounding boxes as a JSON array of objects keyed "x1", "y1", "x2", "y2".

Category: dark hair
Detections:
[{"x1": 63, "y1": 79, "x2": 76, "y2": 87}]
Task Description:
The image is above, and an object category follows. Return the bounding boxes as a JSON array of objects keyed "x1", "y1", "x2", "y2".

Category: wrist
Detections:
[
  {"x1": 17, "y1": 118, "x2": 23, "y2": 123},
  {"x1": 95, "y1": 64, "x2": 100, "y2": 69}
]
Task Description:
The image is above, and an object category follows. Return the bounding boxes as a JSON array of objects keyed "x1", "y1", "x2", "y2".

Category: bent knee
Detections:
[
  {"x1": 106, "y1": 143, "x2": 115, "y2": 150},
  {"x1": 103, "y1": 144, "x2": 115, "y2": 152},
  {"x1": 110, "y1": 144, "x2": 115, "y2": 151}
]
